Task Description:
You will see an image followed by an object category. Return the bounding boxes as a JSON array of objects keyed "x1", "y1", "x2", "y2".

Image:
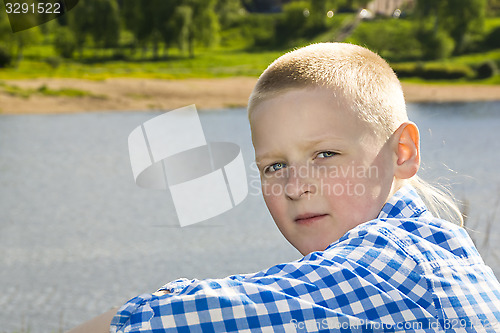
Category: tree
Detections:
[
  {"x1": 121, "y1": 0, "x2": 142, "y2": 53},
  {"x1": 310, "y1": 0, "x2": 328, "y2": 30},
  {"x1": 275, "y1": 1, "x2": 310, "y2": 46},
  {"x1": 54, "y1": 26, "x2": 77, "y2": 58},
  {"x1": 216, "y1": 0, "x2": 244, "y2": 28},
  {"x1": 155, "y1": 0, "x2": 182, "y2": 58},
  {"x1": 67, "y1": 2, "x2": 93, "y2": 56},
  {"x1": 90, "y1": 0, "x2": 121, "y2": 50},
  {"x1": 487, "y1": 0, "x2": 500, "y2": 15},
  {"x1": 66, "y1": 0, "x2": 120, "y2": 57},
  {"x1": 415, "y1": 0, "x2": 487, "y2": 54},
  {"x1": 181, "y1": 0, "x2": 220, "y2": 57},
  {"x1": 336, "y1": 0, "x2": 371, "y2": 11},
  {"x1": 122, "y1": 0, "x2": 181, "y2": 59},
  {"x1": 0, "y1": 10, "x2": 13, "y2": 67},
  {"x1": 172, "y1": 5, "x2": 193, "y2": 54},
  {"x1": 444, "y1": 0, "x2": 486, "y2": 53}
]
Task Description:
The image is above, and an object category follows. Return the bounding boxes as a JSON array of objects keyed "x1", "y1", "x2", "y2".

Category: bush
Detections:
[
  {"x1": 54, "y1": 27, "x2": 77, "y2": 59},
  {"x1": 274, "y1": 1, "x2": 310, "y2": 46},
  {"x1": 421, "y1": 63, "x2": 474, "y2": 80},
  {"x1": 417, "y1": 29, "x2": 455, "y2": 60},
  {"x1": 391, "y1": 63, "x2": 420, "y2": 79},
  {"x1": 238, "y1": 14, "x2": 278, "y2": 49},
  {"x1": 44, "y1": 56, "x2": 62, "y2": 69},
  {"x1": 476, "y1": 60, "x2": 498, "y2": 79},
  {"x1": 484, "y1": 26, "x2": 500, "y2": 50},
  {"x1": 392, "y1": 62, "x2": 475, "y2": 80},
  {"x1": 346, "y1": 19, "x2": 422, "y2": 61},
  {"x1": 0, "y1": 46, "x2": 12, "y2": 68}
]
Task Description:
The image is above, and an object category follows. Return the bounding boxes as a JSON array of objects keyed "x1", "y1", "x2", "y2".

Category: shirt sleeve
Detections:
[{"x1": 109, "y1": 249, "x2": 437, "y2": 333}]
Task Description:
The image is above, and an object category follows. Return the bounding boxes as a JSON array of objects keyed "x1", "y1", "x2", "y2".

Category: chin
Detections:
[{"x1": 296, "y1": 242, "x2": 330, "y2": 256}]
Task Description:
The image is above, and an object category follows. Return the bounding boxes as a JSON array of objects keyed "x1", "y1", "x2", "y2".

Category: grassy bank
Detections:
[
  {"x1": 0, "y1": 48, "x2": 284, "y2": 80},
  {"x1": 0, "y1": 48, "x2": 499, "y2": 85}
]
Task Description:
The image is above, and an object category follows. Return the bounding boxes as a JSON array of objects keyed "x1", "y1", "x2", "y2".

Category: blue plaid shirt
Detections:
[{"x1": 110, "y1": 186, "x2": 500, "y2": 332}]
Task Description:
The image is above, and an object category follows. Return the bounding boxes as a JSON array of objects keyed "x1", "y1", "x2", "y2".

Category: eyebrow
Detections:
[{"x1": 255, "y1": 136, "x2": 342, "y2": 164}]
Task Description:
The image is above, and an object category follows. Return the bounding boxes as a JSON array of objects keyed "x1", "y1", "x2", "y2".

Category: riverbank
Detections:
[{"x1": 1, "y1": 77, "x2": 500, "y2": 114}]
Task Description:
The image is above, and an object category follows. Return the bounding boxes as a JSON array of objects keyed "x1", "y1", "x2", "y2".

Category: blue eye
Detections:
[
  {"x1": 316, "y1": 151, "x2": 337, "y2": 158},
  {"x1": 265, "y1": 162, "x2": 286, "y2": 174}
]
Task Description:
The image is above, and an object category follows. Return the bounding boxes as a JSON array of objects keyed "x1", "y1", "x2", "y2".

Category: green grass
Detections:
[{"x1": 0, "y1": 48, "x2": 283, "y2": 80}]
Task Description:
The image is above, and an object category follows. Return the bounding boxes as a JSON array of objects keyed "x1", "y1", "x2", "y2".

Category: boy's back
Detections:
[{"x1": 110, "y1": 184, "x2": 500, "y2": 332}]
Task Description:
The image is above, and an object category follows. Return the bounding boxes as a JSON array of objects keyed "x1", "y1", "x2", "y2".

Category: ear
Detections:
[{"x1": 393, "y1": 122, "x2": 420, "y2": 179}]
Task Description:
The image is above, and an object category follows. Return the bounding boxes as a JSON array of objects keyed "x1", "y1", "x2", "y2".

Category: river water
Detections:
[{"x1": 1, "y1": 102, "x2": 500, "y2": 332}]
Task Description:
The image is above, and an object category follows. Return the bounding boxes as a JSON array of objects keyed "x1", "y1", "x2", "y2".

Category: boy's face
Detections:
[{"x1": 251, "y1": 88, "x2": 397, "y2": 255}]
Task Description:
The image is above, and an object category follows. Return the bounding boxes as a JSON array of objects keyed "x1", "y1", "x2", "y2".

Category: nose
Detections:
[{"x1": 284, "y1": 165, "x2": 316, "y2": 200}]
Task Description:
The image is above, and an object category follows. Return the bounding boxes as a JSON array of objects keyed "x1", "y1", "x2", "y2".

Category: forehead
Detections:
[
  {"x1": 250, "y1": 88, "x2": 370, "y2": 142},
  {"x1": 250, "y1": 88, "x2": 380, "y2": 160}
]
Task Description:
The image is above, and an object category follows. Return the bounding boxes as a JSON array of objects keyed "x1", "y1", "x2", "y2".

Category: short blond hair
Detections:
[
  {"x1": 248, "y1": 42, "x2": 464, "y2": 226},
  {"x1": 248, "y1": 42, "x2": 407, "y2": 139}
]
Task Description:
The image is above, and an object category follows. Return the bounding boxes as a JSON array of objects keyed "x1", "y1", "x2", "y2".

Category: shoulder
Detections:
[{"x1": 333, "y1": 214, "x2": 479, "y2": 266}]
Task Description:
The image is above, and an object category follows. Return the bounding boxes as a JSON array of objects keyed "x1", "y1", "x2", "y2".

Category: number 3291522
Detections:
[{"x1": 5, "y1": 2, "x2": 61, "y2": 14}]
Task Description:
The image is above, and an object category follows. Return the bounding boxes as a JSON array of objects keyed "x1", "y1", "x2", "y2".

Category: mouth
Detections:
[{"x1": 294, "y1": 213, "x2": 328, "y2": 225}]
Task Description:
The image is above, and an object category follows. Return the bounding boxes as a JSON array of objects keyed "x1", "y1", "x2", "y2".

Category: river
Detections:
[{"x1": 1, "y1": 102, "x2": 499, "y2": 332}]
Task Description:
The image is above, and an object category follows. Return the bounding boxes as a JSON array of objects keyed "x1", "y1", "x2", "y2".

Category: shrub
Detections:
[
  {"x1": 0, "y1": 46, "x2": 12, "y2": 68},
  {"x1": 391, "y1": 62, "x2": 419, "y2": 79},
  {"x1": 417, "y1": 29, "x2": 455, "y2": 60},
  {"x1": 421, "y1": 63, "x2": 474, "y2": 80},
  {"x1": 347, "y1": 19, "x2": 422, "y2": 61},
  {"x1": 484, "y1": 26, "x2": 500, "y2": 50},
  {"x1": 274, "y1": 1, "x2": 310, "y2": 46},
  {"x1": 239, "y1": 14, "x2": 277, "y2": 48},
  {"x1": 392, "y1": 62, "x2": 475, "y2": 80},
  {"x1": 54, "y1": 27, "x2": 77, "y2": 59},
  {"x1": 44, "y1": 56, "x2": 61, "y2": 69},
  {"x1": 476, "y1": 60, "x2": 498, "y2": 79}
]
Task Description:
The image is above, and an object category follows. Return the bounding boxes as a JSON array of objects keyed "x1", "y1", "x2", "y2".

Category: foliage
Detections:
[
  {"x1": 484, "y1": 26, "x2": 500, "y2": 50},
  {"x1": 416, "y1": 27, "x2": 455, "y2": 60},
  {"x1": 0, "y1": 46, "x2": 12, "y2": 67},
  {"x1": 53, "y1": 27, "x2": 76, "y2": 58},
  {"x1": 336, "y1": 0, "x2": 371, "y2": 12},
  {"x1": 0, "y1": 0, "x2": 498, "y2": 84},
  {"x1": 275, "y1": 1, "x2": 310, "y2": 45},
  {"x1": 186, "y1": 0, "x2": 220, "y2": 54},
  {"x1": 44, "y1": 56, "x2": 61, "y2": 68},
  {"x1": 90, "y1": 0, "x2": 120, "y2": 49},
  {"x1": 346, "y1": 19, "x2": 421, "y2": 61},
  {"x1": 216, "y1": 0, "x2": 245, "y2": 28},
  {"x1": 476, "y1": 60, "x2": 498, "y2": 79},
  {"x1": 173, "y1": 5, "x2": 193, "y2": 53},
  {"x1": 392, "y1": 62, "x2": 475, "y2": 80},
  {"x1": 487, "y1": 0, "x2": 500, "y2": 15},
  {"x1": 236, "y1": 13, "x2": 278, "y2": 48},
  {"x1": 414, "y1": 0, "x2": 487, "y2": 54}
]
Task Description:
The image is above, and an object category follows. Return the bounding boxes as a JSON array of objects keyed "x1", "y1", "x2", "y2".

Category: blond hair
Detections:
[{"x1": 248, "y1": 42, "x2": 464, "y2": 226}]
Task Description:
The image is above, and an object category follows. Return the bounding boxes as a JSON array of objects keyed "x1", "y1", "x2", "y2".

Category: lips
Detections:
[{"x1": 294, "y1": 213, "x2": 328, "y2": 224}]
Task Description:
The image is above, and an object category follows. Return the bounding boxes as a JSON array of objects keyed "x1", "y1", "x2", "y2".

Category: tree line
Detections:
[{"x1": 0, "y1": 0, "x2": 498, "y2": 67}]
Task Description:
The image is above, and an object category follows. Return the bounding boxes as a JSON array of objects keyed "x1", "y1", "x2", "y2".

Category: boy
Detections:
[{"x1": 70, "y1": 43, "x2": 500, "y2": 332}]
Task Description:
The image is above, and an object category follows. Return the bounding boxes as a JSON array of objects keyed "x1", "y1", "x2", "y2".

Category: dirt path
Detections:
[{"x1": 1, "y1": 78, "x2": 499, "y2": 115}]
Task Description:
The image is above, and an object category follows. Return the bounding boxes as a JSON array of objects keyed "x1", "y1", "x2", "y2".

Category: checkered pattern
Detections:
[{"x1": 110, "y1": 185, "x2": 500, "y2": 332}]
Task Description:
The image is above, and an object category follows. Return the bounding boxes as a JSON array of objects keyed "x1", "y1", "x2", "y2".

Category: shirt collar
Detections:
[{"x1": 377, "y1": 184, "x2": 428, "y2": 219}]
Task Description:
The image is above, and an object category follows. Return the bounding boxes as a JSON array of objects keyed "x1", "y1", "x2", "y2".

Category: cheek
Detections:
[
  {"x1": 317, "y1": 163, "x2": 375, "y2": 198},
  {"x1": 319, "y1": 162, "x2": 389, "y2": 221},
  {"x1": 262, "y1": 181, "x2": 286, "y2": 217}
]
